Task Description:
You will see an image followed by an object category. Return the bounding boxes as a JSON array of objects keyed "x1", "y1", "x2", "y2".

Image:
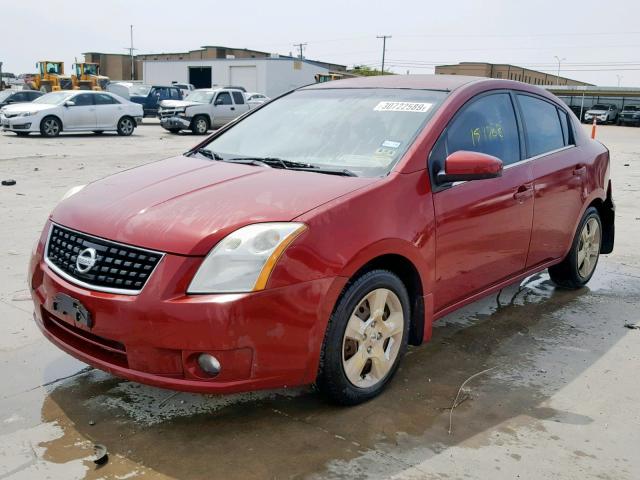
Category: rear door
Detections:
[
  {"x1": 515, "y1": 94, "x2": 585, "y2": 267},
  {"x1": 94, "y1": 93, "x2": 122, "y2": 129},
  {"x1": 231, "y1": 90, "x2": 250, "y2": 117},
  {"x1": 63, "y1": 93, "x2": 97, "y2": 129},
  {"x1": 431, "y1": 92, "x2": 534, "y2": 311}
]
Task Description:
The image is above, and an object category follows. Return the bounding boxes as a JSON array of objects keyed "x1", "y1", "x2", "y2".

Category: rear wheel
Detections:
[
  {"x1": 117, "y1": 116, "x2": 135, "y2": 136},
  {"x1": 191, "y1": 115, "x2": 209, "y2": 135},
  {"x1": 549, "y1": 207, "x2": 602, "y2": 289},
  {"x1": 316, "y1": 270, "x2": 410, "y2": 405},
  {"x1": 40, "y1": 116, "x2": 61, "y2": 137}
]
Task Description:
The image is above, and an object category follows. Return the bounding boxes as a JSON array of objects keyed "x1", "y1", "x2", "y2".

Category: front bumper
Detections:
[
  {"x1": 583, "y1": 114, "x2": 608, "y2": 124},
  {"x1": 1, "y1": 114, "x2": 39, "y2": 132},
  {"x1": 160, "y1": 116, "x2": 191, "y2": 130},
  {"x1": 29, "y1": 223, "x2": 337, "y2": 394}
]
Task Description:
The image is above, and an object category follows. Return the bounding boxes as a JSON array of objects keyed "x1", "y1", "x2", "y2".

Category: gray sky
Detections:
[{"x1": 3, "y1": 0, "x2": 640, "y2": 86}]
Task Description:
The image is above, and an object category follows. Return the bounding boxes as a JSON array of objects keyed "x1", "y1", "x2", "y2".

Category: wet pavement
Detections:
[{"x1": 1, "y1": 124, "x2": 639, "y2": 479}]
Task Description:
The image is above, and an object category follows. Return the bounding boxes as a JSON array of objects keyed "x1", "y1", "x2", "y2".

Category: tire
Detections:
[
  {"x1": 316, "y1": 269, "x2": 410, "y2": 405},
  {"x1": 191, "y1": 115, "x2": 209, "y2": 135},
  {"x1": 40, "y1": 116, "x2": 61, "y2": 137},
  {"x1": 117, "y1": 116, "x2": 135, "y2": 136},
  {"x1": 549, "y1": 207, "x2": 602, "y2": 289}
]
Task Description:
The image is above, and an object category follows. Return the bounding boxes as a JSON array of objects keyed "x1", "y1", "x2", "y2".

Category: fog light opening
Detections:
[{"x1": 197, "y1": 353, "x2": 221, "y2": 377}]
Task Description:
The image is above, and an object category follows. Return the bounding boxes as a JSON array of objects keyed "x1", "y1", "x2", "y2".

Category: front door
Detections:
[
  {"x1": 430, "y1": 92, "x2": 534, "y2": 312},
  {"x1": 213, "y1": 91, "x2": 235, "y2": 126},
  {"x1": 63, "y1": 93, "x2": 96, "y2": 129}
]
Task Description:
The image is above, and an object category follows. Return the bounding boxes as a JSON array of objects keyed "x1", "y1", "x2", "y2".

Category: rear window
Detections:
[{"x1": 517, "y1": 95, "x2": 565, "y2": 157}]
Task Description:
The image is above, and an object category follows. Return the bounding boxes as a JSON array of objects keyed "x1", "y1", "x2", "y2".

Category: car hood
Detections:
[
  {"x1": 159, "y1": 100, "x2": 202, "y2": 108},
  {"x1": 51, "y1": 155, "x2": 378, "y2": 256},
  {"x1": 2, "y1": 103, "x2": 55, "y2": 113}
]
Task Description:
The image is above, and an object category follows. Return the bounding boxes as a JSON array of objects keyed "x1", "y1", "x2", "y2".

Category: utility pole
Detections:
[
  {"x1": 376, "y1": 35, "x2": 391, "y2": 75},
  {"x1": 124, "y1": 25, "x2": 137, "y2": 80},
  {"x1": 554, "y1": 55, "x2": 566, "y2": 85},
  {"x1": 293, "y1": 43, "x2": 307, "y2": 60}
]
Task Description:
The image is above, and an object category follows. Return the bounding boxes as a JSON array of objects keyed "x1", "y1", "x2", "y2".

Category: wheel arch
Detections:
[
  {"x1": 339, "y1": 252, "x2": 426, "y2": 347},
  {"x1": 40, "y1": 114, "x2": 63, "y2": 132},
  {"x1": 588, "y1": 180, "x2": 614, "y2": 254}
]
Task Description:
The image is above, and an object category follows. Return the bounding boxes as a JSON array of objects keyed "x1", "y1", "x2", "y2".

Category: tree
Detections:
[{"x1": 349, "y1": 65, "x2": 394, "y2": 76}]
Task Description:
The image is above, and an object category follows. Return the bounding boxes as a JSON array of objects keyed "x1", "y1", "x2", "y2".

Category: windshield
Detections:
[
  {"x1": 202, "y1": 88, "x2": 447, "y2": 177},
  {"x1": 0, "y1": 91, "x2": 13, "y2": 102},
  {"x1": 591, "y1": 104, "x2": 609, "y2": 110},
  {"x1": 130, "y1": 85, "x2": 151, "y2": 96},
  {"x1": 33, "y1": 91, "x2": 75, "y2": 105},
  {"x1": 41, "y1": 62, "x2": 61, "y2": 75},
  {"x1": 185, "y1": 91, "x2": 215, "y2": 103}
]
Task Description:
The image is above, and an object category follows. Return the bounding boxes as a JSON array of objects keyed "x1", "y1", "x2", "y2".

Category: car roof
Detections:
[{"x1": 302, "y1": 74, "x2": 483, "y2": 92}]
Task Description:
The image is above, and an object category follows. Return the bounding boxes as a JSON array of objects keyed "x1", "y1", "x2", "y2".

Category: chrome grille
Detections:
[{"x1": 45, "y1": 224, "x2": 163, "y2": 294}]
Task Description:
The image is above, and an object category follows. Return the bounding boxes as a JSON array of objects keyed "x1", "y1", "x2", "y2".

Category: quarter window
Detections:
[
  {"x1": 557, "y1": 108, "x2": 572, "y2": 146},
  {"x1": 430, "y1": 93, "x2": 521, "y2": 171},
  {"x1": 232, "y1": 91, "x2": 245, "y2": 104},
  {"x1": 517, "y1": 95, "x2": 565, "y2": 157}
]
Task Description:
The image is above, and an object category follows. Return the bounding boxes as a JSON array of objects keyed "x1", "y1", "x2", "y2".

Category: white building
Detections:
[{"x1": 142, "y1": 57, "x2": 338, "y2": 97}]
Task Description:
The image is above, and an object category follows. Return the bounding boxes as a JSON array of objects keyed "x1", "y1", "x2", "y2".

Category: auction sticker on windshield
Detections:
[{"x1": 374, "y1": 101, "x2": 432, "y2": 112}]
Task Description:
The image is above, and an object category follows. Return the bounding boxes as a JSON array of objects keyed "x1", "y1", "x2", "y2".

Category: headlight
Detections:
[
  {"x1": 187, "y1": 222, "x2": 307, "y2": 294},
  {"x1": 60, "y1": 184, "x2": 86, "y2": 201},
  {"x1": 19, "y1": 111, "x2": 35, "y2": 117}
]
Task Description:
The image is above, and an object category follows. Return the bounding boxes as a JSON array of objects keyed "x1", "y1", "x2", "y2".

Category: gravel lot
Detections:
[{"x1": 0, "y1": 122, "x2": 638, "y2": 479}]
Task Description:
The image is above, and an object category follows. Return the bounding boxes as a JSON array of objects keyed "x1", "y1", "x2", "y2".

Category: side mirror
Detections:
[
  {"x1": 64, "y1": 100, "x2": 75, "y2": 107},
  {"x1": 437, "y1": 150, "x2": 503, "y2": 184},
  {"x1": 214, "y1": 98, "x2": 224, "y2": 106}
]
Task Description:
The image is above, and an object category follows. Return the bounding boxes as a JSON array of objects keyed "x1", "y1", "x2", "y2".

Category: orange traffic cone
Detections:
[{"x1": 591, "y1": 115, "x2": 597, "y2": 139}]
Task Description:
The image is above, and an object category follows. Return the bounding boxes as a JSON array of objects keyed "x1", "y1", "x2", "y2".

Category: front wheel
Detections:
[
  {"x1": 40, "y1": 116, "x2": 61, "y2": 137},
  {"x1": 117, "y1": 116, "x2": 135, "y2": 136},
  {"x1": 316, "y1": 270, "x2": 410, "y2": 405},
  {"x1": 191, "y1": 115, "x2": 209, "y2": 135},
  {"x1": 549, "y1": 207, "x2": 602, "y2": 289}
]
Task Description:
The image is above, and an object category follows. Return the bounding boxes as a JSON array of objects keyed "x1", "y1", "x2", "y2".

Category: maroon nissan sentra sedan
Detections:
[{"x1": 29, "y1": 75, "x2": 614, "y2": 405}]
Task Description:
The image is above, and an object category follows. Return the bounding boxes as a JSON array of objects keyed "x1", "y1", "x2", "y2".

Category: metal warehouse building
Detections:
[{"x1": 141, "y1": 56, "x2": 344, "y2": 97}]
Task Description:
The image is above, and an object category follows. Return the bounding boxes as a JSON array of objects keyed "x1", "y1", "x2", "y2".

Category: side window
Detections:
[
  {"x1": 215, "y1": 92, "x2": 233, "y2": 105},
  {"x1": 28, "y1": 92, "x2": 42, "y2": 100},
  {"x1": 72, "y1": 94, "x2": 94, "y2": 106},
  {"x1": 517, "y1": 95, "x2": 565, "y2": 157},
  {"x1": 94, "y1": 93, "x2": 118, "y2": 105},
  {"x1": 232, "y1": 91, "x2": 245, "y2": 104},
  {"x1": 430, "y1": 93, "x2": 521, "y2": 173},
  {"x1": 557, "y1": 109, "x2": 573, "y2": 146},
  {"x1": 170, "y1": 88, "x2": 181, "y2": 100}
]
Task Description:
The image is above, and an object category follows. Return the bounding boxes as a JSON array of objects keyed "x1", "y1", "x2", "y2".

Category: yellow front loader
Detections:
[
  {"x1": 72, "y1": 63, "x2": 109, "y2": 91},
  {"x1": 25, "y1": 61, "x2": 73, "y2": 92}
]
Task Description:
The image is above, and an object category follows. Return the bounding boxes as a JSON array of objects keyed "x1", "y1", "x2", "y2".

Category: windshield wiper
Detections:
[
  {"x1": 189, "y1": 148, "x2": 223, "y2": 161},
  {"x1": 226, "y1": 157, "x2": 357, "y2": 177}
]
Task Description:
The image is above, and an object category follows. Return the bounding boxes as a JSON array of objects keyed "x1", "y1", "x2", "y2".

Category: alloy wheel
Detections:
[
  {"x1": 195, "y1": 118, "x2": 207, "y2": 134},
  {"x1": 577, "y1": 217, "x2": 600, "y2": 279},
  {"x1": 43, "y1": 119, "x2": 59, "y2": 136},
  {"x1": 120, "y1": 118, "x2": 134, "y2": 135},
  {"x1": 342, "y1": 288, "x2": 404, "y2": 388}
]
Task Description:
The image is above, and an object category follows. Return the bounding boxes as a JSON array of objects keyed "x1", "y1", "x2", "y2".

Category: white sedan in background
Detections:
[
  {"x1": 245, "y1": 92, "x2": 270, "y2": 109},
  {"x1": 0, "y1": 91, "x2": 143, "y2": 137}
]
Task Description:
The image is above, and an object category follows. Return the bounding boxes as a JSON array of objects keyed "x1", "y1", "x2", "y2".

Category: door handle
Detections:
[
  {"x1": 573, "y1": 165, "x2": 587, "y2": 176},
  {"x1": 513, "y1": 184, "x2": 533, "y2": 203}
]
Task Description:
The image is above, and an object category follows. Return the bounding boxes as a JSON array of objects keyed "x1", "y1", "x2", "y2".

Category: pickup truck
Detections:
[{"x1": 158, "y1": 88, "x2": 250, "y2": 134}]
